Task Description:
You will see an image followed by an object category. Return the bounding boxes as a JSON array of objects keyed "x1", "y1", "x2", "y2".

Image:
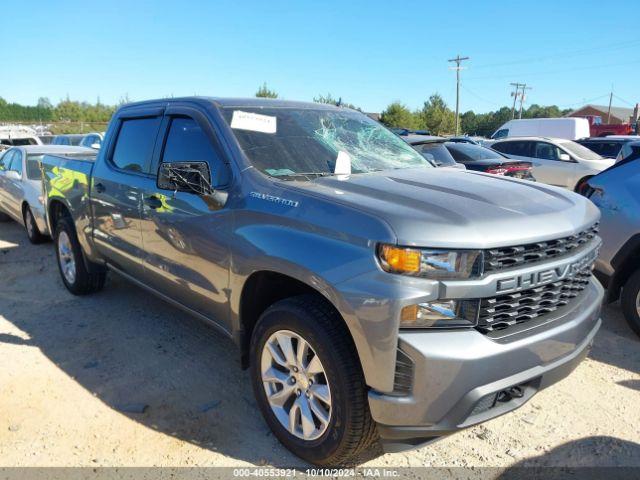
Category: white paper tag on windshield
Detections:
[
  {"x1": 334, "y1": 151, "x2": 352, "y2": 175},
  {"x1": 230, "y1": 110, "x2": 277, "y2": 134}
]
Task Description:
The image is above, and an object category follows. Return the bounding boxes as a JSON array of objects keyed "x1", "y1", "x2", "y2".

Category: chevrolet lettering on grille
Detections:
[{"x1": 495, "y1": 247, "x2": 598, "y2": 294}]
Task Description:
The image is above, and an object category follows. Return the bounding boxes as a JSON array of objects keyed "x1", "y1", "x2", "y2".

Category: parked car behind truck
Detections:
[
  {"x1": 491, "y1": 136, "x2": 614, "y2": 190},
  {"x1": 41, "y1": 97, "x2": 603, "y2": 466},
  {"x1": 0, "y1": 145, "x2": 95, "y2": 242}
]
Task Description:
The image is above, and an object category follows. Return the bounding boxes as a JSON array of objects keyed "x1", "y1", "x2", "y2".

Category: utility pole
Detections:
[
  {"x1": 510, "y1": 83, "x2": 525, "y2": 119},
  {"x1": 518, "y1": 84, "x2": 532, "y2": 119},
  {"x1": 448, "y1": 54, "x2": 470, "y2": 135},
  {"x1": 606, "y1": 90, "x2": 613, "y2": 124}
]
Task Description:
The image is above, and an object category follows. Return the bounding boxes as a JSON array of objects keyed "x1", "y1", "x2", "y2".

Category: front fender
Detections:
[{"x1": 228, "y1": 221, "x2": 407, "y2": 392}]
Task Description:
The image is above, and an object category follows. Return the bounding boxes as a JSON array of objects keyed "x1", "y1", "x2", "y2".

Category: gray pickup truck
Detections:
[{"x1": 41, "y1": 97, "x2": 604, "y2": 466}]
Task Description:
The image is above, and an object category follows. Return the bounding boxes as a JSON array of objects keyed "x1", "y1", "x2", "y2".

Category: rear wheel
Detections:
[
  {"x1": 54, "y1": 217, "x2": 106, "y2": 295},
  {"x1": 250, "y1": 295, "x2": 380, "y2": 466},
  {"x1": 621, "y1": 269, "x2": 640, "y2": 338},
  {"x1": 23, "y1": 206, "x2": 46, "y2": 244}
]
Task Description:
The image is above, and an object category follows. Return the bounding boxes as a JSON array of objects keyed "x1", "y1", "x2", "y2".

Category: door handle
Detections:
[
  {"x1": 144, "y1": 195, "x2": 163, "y2": 209},
  {"x1": 94, "y1": 182, "x2": 106, "y2": 193}
]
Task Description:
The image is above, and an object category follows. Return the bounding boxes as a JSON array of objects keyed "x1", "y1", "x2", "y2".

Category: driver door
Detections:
[{"x1": 138, "y1": 105, "x2": 233, "y2": 328}]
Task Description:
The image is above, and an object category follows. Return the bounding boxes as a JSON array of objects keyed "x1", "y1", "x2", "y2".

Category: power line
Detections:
[
  {"x1": 466, "y1": 59, "x2": 640, "y2": 82},
  {"x1": 448, "y1": 55, "x2": 470, "y2": 135},
  {"x1": 472, "y1": 38, "x2": 640, "y2": 71},
  {"x1": 612, "y1": 94, "x2": 636, "y2": 107}
]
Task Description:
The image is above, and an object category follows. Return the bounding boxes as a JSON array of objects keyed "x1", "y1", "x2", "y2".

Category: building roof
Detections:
[{"x1": 568, "y1": 104, "x2": 635, "y2": 122}]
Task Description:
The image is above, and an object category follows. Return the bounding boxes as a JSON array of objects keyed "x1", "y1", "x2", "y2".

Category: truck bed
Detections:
[{"x1": 41, "y1": 153, "x2": 97, "y2": 233}]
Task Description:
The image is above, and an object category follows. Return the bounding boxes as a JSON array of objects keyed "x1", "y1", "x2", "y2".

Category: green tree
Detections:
[
  {"x1": 417, "y1": 94, "x2": 456, "y2": 135},
  {"x1": 255, "y1": 82, "x2": 278, "y2": 98},
  {"x1": 313, "y1": 93, "x2": 360, "y2": 111},
  {"x1": 380, "y1": 102, "x2": 418, "y2": 129}
]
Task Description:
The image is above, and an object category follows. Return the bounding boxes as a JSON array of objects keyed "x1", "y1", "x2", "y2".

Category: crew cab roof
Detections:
[{"x1": 119, "y1": 96, "x2": 344, "y2": 111}]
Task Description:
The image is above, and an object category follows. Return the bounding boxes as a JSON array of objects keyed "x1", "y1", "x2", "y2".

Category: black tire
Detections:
[
  {"x1": 575, "y1": 176, "x2": 593, "y2": 194},
  {"x1": 249, "y1": 294, "x2": 380, "y2": 466},
  {"x1": 621, "y1": 269, "x2": 640, "y2": 338},
  {"x1": 0, "y1": 210, "x2": 10, "y2": 222},
  {"x1": 23, "y1": 206, "x2": 46, "y2": 244},
  {"x1": 54, "y1": 217, "x2": 106, "y2": 295}
]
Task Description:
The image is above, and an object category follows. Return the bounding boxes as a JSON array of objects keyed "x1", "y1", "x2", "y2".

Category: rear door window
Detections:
[
  {"x1": 494, "y1": 141, "x2": 530, "y2": 157},
  {"x1": 111, "y1": 117, "x2": 162, "y2": 173},
  {"x1": 26, "y1": 155, "x2": 43, "y2": 180}
]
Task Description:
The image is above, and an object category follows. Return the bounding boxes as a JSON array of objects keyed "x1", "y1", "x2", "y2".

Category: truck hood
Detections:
[{"x1": 284, "y1": 168, "x2": 600, "y2": 248}]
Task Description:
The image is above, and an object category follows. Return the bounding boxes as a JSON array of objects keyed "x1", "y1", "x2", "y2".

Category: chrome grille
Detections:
[
  {"x1": 475, "y1": 265, "x2": 593, "y2": 332},
  {"x1": 483, "y1": 223, "x2": 599, "y2": 273}
]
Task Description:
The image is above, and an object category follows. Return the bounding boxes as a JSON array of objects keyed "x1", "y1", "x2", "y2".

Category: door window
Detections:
[
  {"x1": 9, "y1": 151, "x2": 23, "y2": 175},
  {"x1": 0, "y1": 150, "x2": 15, "y2": 170},
  {"x1": 111, "y1": 117, "x2": 162, "y2": 173},
  {"x1": 161, "y1": 117, "x2": 228, "y2": 186},
  {"x1": 534, "y1": 142, "x2": 560, "y2": 161},
  {"x1": 493, "y1": 128, "x2": 509, "y2": 139},
  {"x1": 495, "y1": 141, "x2": 531, "y2": 157}
]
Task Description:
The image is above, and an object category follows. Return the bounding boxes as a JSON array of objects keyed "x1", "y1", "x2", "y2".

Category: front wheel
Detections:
[
  {"x1": 621, "y1": 269, "x2": 640, "y2": 338},
  {"x1": 250, "y1": 295, "x2": 380, "y2": 466},
  {"x1": 54, "y1": 217, "x2": 106, "y2": 295}
]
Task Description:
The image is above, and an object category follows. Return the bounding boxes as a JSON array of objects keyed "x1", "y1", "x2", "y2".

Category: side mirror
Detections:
[
  {"x1": 90, "y1": 143, "x2": 101, "y2": 150},
  {"x1": 559, "y1": 153, "x2": 571, "y2": 161},
  {"x1": 157, "y1": 161, "x2": 213, "y2": 196}
]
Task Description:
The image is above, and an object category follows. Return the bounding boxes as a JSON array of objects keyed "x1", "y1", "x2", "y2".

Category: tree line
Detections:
[
  {"x1": 0, "y1": 96, "x2": 115, "y2": 124},
  {"x1": 1, "y1": 85, "x2": 572, "y2": 138},
  {"x1": 256, "y1": 83, "x2": 572, "y2": 137}
]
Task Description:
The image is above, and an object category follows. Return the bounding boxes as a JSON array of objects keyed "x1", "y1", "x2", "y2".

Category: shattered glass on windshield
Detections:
[{"x1": 223, "y1": 107, "x2": 432, "y2": 179}]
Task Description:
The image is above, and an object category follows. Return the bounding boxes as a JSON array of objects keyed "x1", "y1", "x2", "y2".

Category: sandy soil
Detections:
[{"x1": 1, "y1": 220, "x2": 639, "y2": 470}]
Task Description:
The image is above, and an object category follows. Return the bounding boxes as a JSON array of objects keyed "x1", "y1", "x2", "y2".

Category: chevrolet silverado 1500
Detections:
[{"x1": 41, "y1": 97, "x2": 603, "y2": 466}]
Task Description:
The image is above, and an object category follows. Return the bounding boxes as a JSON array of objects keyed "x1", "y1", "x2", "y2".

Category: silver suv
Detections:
[{"x1": 584, "y1": 142, "x2": 640, "y2": 336}]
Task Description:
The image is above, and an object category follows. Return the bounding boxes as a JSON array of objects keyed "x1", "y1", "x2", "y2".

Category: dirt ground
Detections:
[{"x1": 1, "y1": 220, "x2": 639, "y2": 470}]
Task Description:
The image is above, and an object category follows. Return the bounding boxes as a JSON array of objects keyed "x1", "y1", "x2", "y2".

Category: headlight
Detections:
[
  {"x1": 400, "y1": 300, "x2": 478, "y2": 328},
  {"x1": 378, "y1": 244, "x2": 482, "y2": 279}
]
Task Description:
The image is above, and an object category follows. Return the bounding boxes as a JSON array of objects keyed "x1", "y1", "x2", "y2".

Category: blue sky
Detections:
[{"x1": 3, "y1": 0, "x2": 639, "y2": 113}]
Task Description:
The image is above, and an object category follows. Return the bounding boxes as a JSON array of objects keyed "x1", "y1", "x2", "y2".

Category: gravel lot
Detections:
[{"x1": 1, "y1": 220, "x2": 639, "y2": 471}]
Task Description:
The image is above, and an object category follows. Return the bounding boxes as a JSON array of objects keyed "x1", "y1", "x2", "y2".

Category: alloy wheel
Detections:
[
  {"x1": 260, "y1": 330, "x2": 332, "y2": 441},
  {"x1": 57, "y1": 231, "x2": 76, "y2": 284}
]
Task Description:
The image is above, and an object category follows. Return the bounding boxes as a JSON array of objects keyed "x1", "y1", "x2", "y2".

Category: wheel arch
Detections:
[
  {"x1": 236, "y1": 270, "x2": 361, "y2": 372},
  {"x1": 608, "y1": 234, "x2": 640, "y2": 302},
  {"x1": 575, "y1": 175, "x2": 594, "y2": 193}
]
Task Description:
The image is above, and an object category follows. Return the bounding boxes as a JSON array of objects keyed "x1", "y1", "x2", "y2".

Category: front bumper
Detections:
[{"x1": 368, "y1": 278, "x2": 603, "y2": 452}]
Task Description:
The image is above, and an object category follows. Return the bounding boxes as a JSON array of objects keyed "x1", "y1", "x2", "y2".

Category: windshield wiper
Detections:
[{"x1": 274, "y1": 172, "x2": 336, "y2": 180}]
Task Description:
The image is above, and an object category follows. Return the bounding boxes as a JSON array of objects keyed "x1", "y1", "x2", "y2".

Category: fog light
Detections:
[{"x1": 400, "y1": 300, "x2": 477, "y2": 328}]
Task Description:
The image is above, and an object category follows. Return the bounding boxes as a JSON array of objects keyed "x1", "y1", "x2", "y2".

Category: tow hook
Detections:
[{"x1": 496, "y1": 385, "x2": 525, "y2": 403}]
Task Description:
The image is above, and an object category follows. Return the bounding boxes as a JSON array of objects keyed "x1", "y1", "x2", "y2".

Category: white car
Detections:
[
  {"x1": 0, "y1": 145, "x2": 96, "y2": 243},
  {"x1": 491, "y1": 136, "x2": 615, "y2": 191},
  {"x1": 80, "y1": 132, "x2": 105, "y2": 149}
]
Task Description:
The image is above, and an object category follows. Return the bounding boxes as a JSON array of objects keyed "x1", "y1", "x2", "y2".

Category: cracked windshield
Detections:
[{"x1": 223, "y1": 107, "x2": 433, "y2": 179}]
